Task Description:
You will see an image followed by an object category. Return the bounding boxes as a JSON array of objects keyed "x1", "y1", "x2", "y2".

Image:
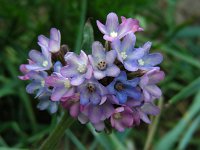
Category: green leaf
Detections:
[
  {"x1": 66, "y1": 130, "x2": 87, "y2": 150},
  {"x1": 155, "y1": 90, "x2": 200, "y2": 150},
  {"x1": 81, "y1": 21, "x2": 94, "y2": 54},
  {"x1": 177, "y1": 115, "x2": 200, "y2": 150},
  {"x1": 175, "y1": 26, "x2": 200, "y2": 38},
  {"x1": 74, "y1": 0, "x2": 87, "y2": 53},
  {"x1": 168, "y1": 76, "x2": 200, "y2": 105}
]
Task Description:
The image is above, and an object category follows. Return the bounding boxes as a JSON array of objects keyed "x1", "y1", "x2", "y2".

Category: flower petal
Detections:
[
  {"x1": 38, "y1": 35, "x2": 49, "y2": 47},
  {"x1": 50, "y1": 28, "x2": 61, "y2": 42},
  {"x1": 80, "y1": 91, "x2": 90, "y2": 105},
  {"x1": 94, "y1": 70, "x2": 106, "y2": 80},
  {"x1": 106, "y1": 65, "x2": 120, "y2": 77},
  {"x1": 71, "y1": 75, "x2": 85, "y2": 86},
  {"x1": 48, "y1": 39, "x2": 60, "y2": 53},
  {"x1": 116, "y1": 91, "x2": 128, "y2": 104},
  {"x1": 26, "y1": 82, "x2": 41, "y2": 94},
  {"x1": 143, "y1": 53, "x2": 163, "y2": 67},
  {"x1": 61, "y1": 65, "x2": 79, "y2": 78},
  {"x1": 106, "y1": 50, "x2": 117, "y2": 64},
  {"x1": 92, "y1": 41, "x2": 106, "y2": 59},
  {"x1": 106, "y1": 12, "x2": 119, "y2": 33},
  {"x1": 51, "y1": 86, "x2": 67, "y2": 101},
  {"x1": 96, "y1": 20, "x2": 108, "y2": 34},
  {"x1": 29, "y1": 50, "x2": 45, "y2": 64}
]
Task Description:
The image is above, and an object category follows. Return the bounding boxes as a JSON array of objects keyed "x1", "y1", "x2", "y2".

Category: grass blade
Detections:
[
  {"x1": 168, "y1": 76, "x2": 200, "y2": 105},
  {"x1": 155, "y1": 90, "x2": 200, "y2": 150},
  {"x1": 177, "y1": 115, "x2": 200, "y2": 150}
]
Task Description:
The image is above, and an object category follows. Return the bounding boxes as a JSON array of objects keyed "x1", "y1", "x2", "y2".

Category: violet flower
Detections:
[
  {"x1": 79, "y1": 101, "x2": 114, "y2": 124},
  {"x1": 45, "y1": 72, "x2": 75, "y2": 101},
  {"x1": 139, "y1": 68, "x2": 165, "y2": 102},
  {"x1": 121, "y1": 16, "x2": 143, "y2": 33},
  {"x1": 61, "y1": 51, "x2": 93, "y2": 86},
  {"x1": 61, "y1": 93, "x2": 80, "y2": 118},
  {"x1": 97, "y1": 12, "x2": 135, "y2": 41},
  {"x1": 26, "y1": 71, "x2": 48, "y2": 98},
  {"x1": 110, "y1": 107, "x2": 134, "y2": 132},
  {"x1": 37, "y1": 90, "x2": 59, "y2": 114},
  {"x1": 88, "y1": 41, "x2": 120, "y2": 79},
  {"x1": 111, "y1": 33, "x2": 144, "y2": 71},
  {"x1": 25, "y1": 48, "x2": 52, "y2": 71},
  {"x1": 38, "y1": 28, "x2": 61, "y2": 53},
  {"x1": 107, "y1": 71, "x2": 141, "y2": 104},
  {"x1": 112, "y1": 33, "x2": 163, "y2": 71},
  {"x1": 127, "y1": 99, "x2": 160, "y2": 124},
  {"x1": 77, "y1": 78, "x2": 107, "y2": 105}
]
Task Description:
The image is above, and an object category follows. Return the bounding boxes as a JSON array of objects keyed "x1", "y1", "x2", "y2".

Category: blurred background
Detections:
[{"x1": 0, "y1": 0, "x2": 200, "y2": 149}]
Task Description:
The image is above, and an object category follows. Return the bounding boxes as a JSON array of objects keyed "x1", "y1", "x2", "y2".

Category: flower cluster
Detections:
[{"x1": 19, "y1": 12, "x2": 165, "y2": 132}]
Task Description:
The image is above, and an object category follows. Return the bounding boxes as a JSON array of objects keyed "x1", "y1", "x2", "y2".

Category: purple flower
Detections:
[
  {"x1": 61, "y1": 51, "x2": 93, "y2": 86},
  {"x1": 107, "y1": 71, "x2": 141, "y2": 104},
  {"x1": 78, "y1": 101, "x2": 114, "y2": 131},
  {"x1": 45, "y1": 72, "x2": 75, "y2": 101},
  {"x1": 26, "y1": 71, "x2": 48, "y2": 98},
  {"x1": 38, "y1": 28, "x2": 61, "y2": 53},
  {"x1": 96, "y1": 12, "x2": 134, "y2": 41},
  {"x1": 110, "y1": 107, "x2": 134, "y2": 132},
  {"x1": 88, "y1": 41, "x2": 120, "y2": 79},
  {"x1": 61, "y1": 93, "x2": 80, "y2": 118},
  {"x1": 77, "y1": 78, "x2": 107, "y2": 105},
  {"x1": 139, "y1": 68, "x2": 165, "y2": 102},
  {"x1": 112, "y1": 33, "x2": 163, "y2": 71},
  {"x1": 37, "y1": 90, "x2": 59, "y2": 114},
  {"x1": 79, "y1": 101, "x2": 114, "y2": 123},
  {"x1": 121, "y1": 16, "x2": 143, "y2": 33},
  {"x1": 127, "y1": 99, "x2": 160, "y2": 124},
  {"x1": 25, "y1": 48, "x2": 52, "y2": 71}
]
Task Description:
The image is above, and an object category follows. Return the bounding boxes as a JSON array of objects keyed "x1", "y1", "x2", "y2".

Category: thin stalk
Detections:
[
  {"x1": 144, "y1": 97, "x2": 164, "y2": 150},
  {"x1": 75, "y1": 0, "x2": 87, "y2": 53},
  {"x1": 39, "y1": 111, "x2": 74, "y2": 150}
]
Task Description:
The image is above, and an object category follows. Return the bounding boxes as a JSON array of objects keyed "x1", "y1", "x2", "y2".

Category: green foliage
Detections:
[{"x1": 0, "y1": 0, "x2": 200, "y2": 149}]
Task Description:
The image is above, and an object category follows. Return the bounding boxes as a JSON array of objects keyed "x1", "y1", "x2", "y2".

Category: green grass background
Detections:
[{"x1": 0, "y1": 0, "x2": 200, "y2": 149}]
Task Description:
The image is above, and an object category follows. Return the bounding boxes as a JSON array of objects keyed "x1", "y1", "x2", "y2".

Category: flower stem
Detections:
[
  {"x1": 144, "y1": 97, "x2": 163, "y2": 150},
  {"x1": 39, "y1": 111, "x2": 74, "y2": 150}
]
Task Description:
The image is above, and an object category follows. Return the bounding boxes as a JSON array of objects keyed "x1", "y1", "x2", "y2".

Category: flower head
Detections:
[
  {"x1": 77, "y1": 79, "x2": 107, "y2": 105},
  {"x1": 38, "y1": 28, "x2": 61, "y2": 53},
  {"x1": 97, "y1": 12, "x2": 136, "y2": 41},
  {"x1": 88, "y1": 41, "x2": 120, "y2": 79},
  {"x1": 61, "y1": 51, "x2": 93, "y2": 86},
  {"x1": 107, "y1": 71, "x2": 141, "y2": 104}
]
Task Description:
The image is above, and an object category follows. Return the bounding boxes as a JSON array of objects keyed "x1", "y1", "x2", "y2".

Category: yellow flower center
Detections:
[
  {"x1": 110, "y1": 31, "x2": 118, "y2": 38},
  {"x1": 42, "y1": 60, "x2": 48, "y2": 67},
  {"x1": 138, "y1": 59, "x2": 145, "y2": 66},
  {"x1": 120, "y1": 52, "x2": 127, "y2": 60},
  {"x1": 64, "y1": 80, "x2": 71, "y2": 88},
  {"x1": 77, "y1": 64, "x2": 86, "y2": 73}
]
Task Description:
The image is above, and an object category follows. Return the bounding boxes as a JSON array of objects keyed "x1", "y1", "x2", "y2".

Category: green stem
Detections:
[
  {"x1": 144, "y1": 97, "x2": 163, "y2": 150},
  {"x1": 75, "y1": 0, "x2": 87, "y2": 53},
  {"x1": 39, "y1": 111, "x2": 75, "y2": 150}
]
